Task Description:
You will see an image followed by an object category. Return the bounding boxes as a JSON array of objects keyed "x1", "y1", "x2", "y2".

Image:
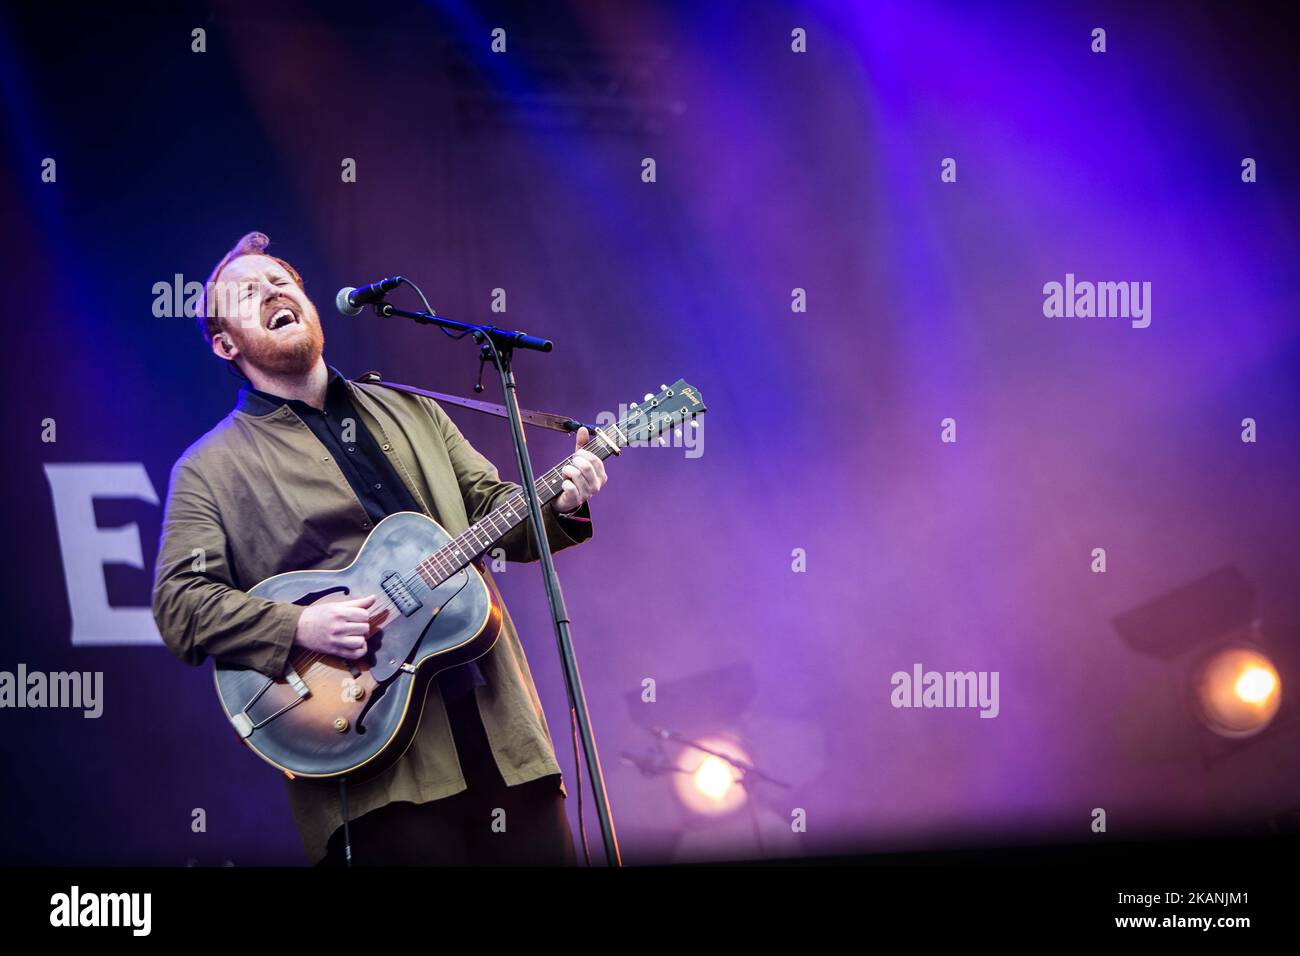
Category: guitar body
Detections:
[
  {"x1": 213, "y1": 511, "x2": 501, "y2": 781},
  {"x1": 209, "y1": 378, "x2": 706, "y2": 782}
]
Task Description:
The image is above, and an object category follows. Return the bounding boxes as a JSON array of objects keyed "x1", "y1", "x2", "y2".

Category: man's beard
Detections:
[{"x1": 241, "y1": 314, "x2": 325, "y2": 376}]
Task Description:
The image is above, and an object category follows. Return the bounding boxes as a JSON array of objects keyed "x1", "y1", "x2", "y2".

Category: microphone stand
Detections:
[{"x1": 374, "y1": 300, "x2": 623, "y2": 867}]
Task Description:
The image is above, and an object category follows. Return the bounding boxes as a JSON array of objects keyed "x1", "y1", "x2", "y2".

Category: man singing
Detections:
[{"x1": 151, "y1": 231, "x2": 607, "y2": 865}]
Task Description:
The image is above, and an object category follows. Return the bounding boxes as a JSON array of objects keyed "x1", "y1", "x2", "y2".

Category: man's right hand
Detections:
[{"x1": 293, "y1": 594, "x2": 378, "y2": 659}]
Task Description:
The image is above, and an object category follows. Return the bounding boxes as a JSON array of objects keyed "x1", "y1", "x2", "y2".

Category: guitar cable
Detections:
[
  {"x1": 339, "y1": 778, "x2": 353, "y2": 866},
  {"x1": 571, "y1": 706, "x2": 591, "y2": 866}
]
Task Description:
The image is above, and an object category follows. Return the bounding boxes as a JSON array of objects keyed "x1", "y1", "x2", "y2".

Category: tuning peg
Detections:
[
  {"x1": 644, "y1": 393, "x2": 654, "y2": 401},
  {"x1": 660, "y1": 384, "x2": 668, "y2": 390}
]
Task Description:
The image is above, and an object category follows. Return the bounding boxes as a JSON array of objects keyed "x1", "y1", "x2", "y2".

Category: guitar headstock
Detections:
[{"x1": 617, "y1": 379, "x2": 707, "y2": 448}]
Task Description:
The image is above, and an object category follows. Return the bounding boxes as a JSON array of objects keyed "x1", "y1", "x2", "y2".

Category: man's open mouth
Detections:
[{"x1": 264, "y1": 305, "x2": 301, "y2": 331}]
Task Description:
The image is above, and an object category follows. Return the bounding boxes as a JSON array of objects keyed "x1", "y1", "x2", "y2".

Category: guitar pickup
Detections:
[{"x1": 381, "y1": 571, "x2": 424, "y2": 618}]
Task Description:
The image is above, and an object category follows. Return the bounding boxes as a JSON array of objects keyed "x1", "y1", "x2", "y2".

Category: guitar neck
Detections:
[{"x1": 414, "y1": 428, "x2": 623, "y2": 586}]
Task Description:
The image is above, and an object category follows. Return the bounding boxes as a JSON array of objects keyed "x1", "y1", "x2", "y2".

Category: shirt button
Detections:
[
  {"x1": 382, "y1": 444, "x2": 391, "y2": 451},
  {"x1": 347, "y1": 445, "x2": 356, "y2": 453},
  {"x1": 373, "y1": 483, "x2": 382, "y2": 490},
  {"x1": 361, "y1": 521, "x2": 370, "y2": 529}
]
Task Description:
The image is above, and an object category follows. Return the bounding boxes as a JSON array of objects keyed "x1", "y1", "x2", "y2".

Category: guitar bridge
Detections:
[{"x1": 285, "y1": 666, "x2": 309, "y2": 699}]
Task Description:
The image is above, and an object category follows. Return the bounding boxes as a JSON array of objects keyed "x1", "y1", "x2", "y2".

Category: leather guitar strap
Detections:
[{"x1": 354, "y1": 371, "x2": 597, "y2": 434}]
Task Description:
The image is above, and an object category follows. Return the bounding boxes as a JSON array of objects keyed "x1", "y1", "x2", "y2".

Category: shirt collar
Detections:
[{"x1": 235, "y1": 365, "x2": 349, "y2": 417}]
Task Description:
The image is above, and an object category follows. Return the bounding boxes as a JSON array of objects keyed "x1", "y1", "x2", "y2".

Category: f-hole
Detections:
[{"x1": 292, "y1": 586, "x2": 351, "y2": 606}]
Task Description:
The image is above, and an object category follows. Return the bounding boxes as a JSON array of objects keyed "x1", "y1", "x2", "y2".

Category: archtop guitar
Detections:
[{"x1": 214, "y1": 379, "x2": 706, "y2": 780}]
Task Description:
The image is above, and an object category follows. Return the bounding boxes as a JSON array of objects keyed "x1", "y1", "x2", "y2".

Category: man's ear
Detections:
[{"x1": 211, "y1": 332, "x2": 238, "y2": 362}]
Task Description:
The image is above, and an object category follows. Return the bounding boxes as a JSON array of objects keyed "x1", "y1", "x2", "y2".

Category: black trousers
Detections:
[{"x1": 317, "y1": 685, "x2": 576, "y2": 866}]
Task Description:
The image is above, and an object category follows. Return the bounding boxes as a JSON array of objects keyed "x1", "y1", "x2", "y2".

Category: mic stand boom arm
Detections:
[{"x1": 374, "y1": 302, "x2": 553, "y2": 353}]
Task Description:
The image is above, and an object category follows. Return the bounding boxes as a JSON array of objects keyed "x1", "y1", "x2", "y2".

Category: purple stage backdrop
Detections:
[{"x1": 1, "y1": 0, "x2": 1298, "y2": 865}]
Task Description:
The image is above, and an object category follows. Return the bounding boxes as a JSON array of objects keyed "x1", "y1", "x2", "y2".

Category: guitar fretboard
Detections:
[{"x1": 413, "y1": 426, "x2": 624, "y2": 587}]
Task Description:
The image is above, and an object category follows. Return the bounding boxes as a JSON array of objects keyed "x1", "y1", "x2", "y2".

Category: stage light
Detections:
[
  {"x1": 1236, "y1": 666, "x2": 1276, "y2": 703},
  {"x1": 694, "y1": 755, "x2": 735, "y2": 800},
  {"x1": 672, "y1": 736, "x2": 751, "y2": 816},
  {"x1": 1113, "y1": 566, "x2": 1295, "y2": 757},
  {"x1": 1194, "y1": 647, "x2": 1282, "y2": 739}
]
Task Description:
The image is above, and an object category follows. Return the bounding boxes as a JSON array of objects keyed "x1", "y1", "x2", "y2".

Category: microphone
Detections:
[{"x1": 335, "y1": 276, "x2": 404, "y2": 316}]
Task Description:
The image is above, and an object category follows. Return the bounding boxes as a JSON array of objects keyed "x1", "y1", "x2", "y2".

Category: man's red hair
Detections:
[{"x1": 197, "y1": 231, "x2": 305, "y2": 344}]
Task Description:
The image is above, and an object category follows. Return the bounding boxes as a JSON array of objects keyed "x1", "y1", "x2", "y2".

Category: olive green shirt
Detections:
[{"x1": 151, "y1": 375, "x2": 592, "y2": 864}]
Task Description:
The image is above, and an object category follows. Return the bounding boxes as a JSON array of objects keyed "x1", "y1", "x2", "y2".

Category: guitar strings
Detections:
[
  {"x1": 289, "y1": 409, "x2": 699, "y2": 681},
  {"x1": 290, "y1": 463, "x2": 581, "y2": 677},
  {"x1": 286, "y1": 433, "x2": 624, "y2": 680}
]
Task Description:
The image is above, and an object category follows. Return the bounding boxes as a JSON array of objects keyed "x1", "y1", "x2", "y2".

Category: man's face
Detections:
[{"x1": 210, "y1": 254, "x2": 324, "y2": 376}]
